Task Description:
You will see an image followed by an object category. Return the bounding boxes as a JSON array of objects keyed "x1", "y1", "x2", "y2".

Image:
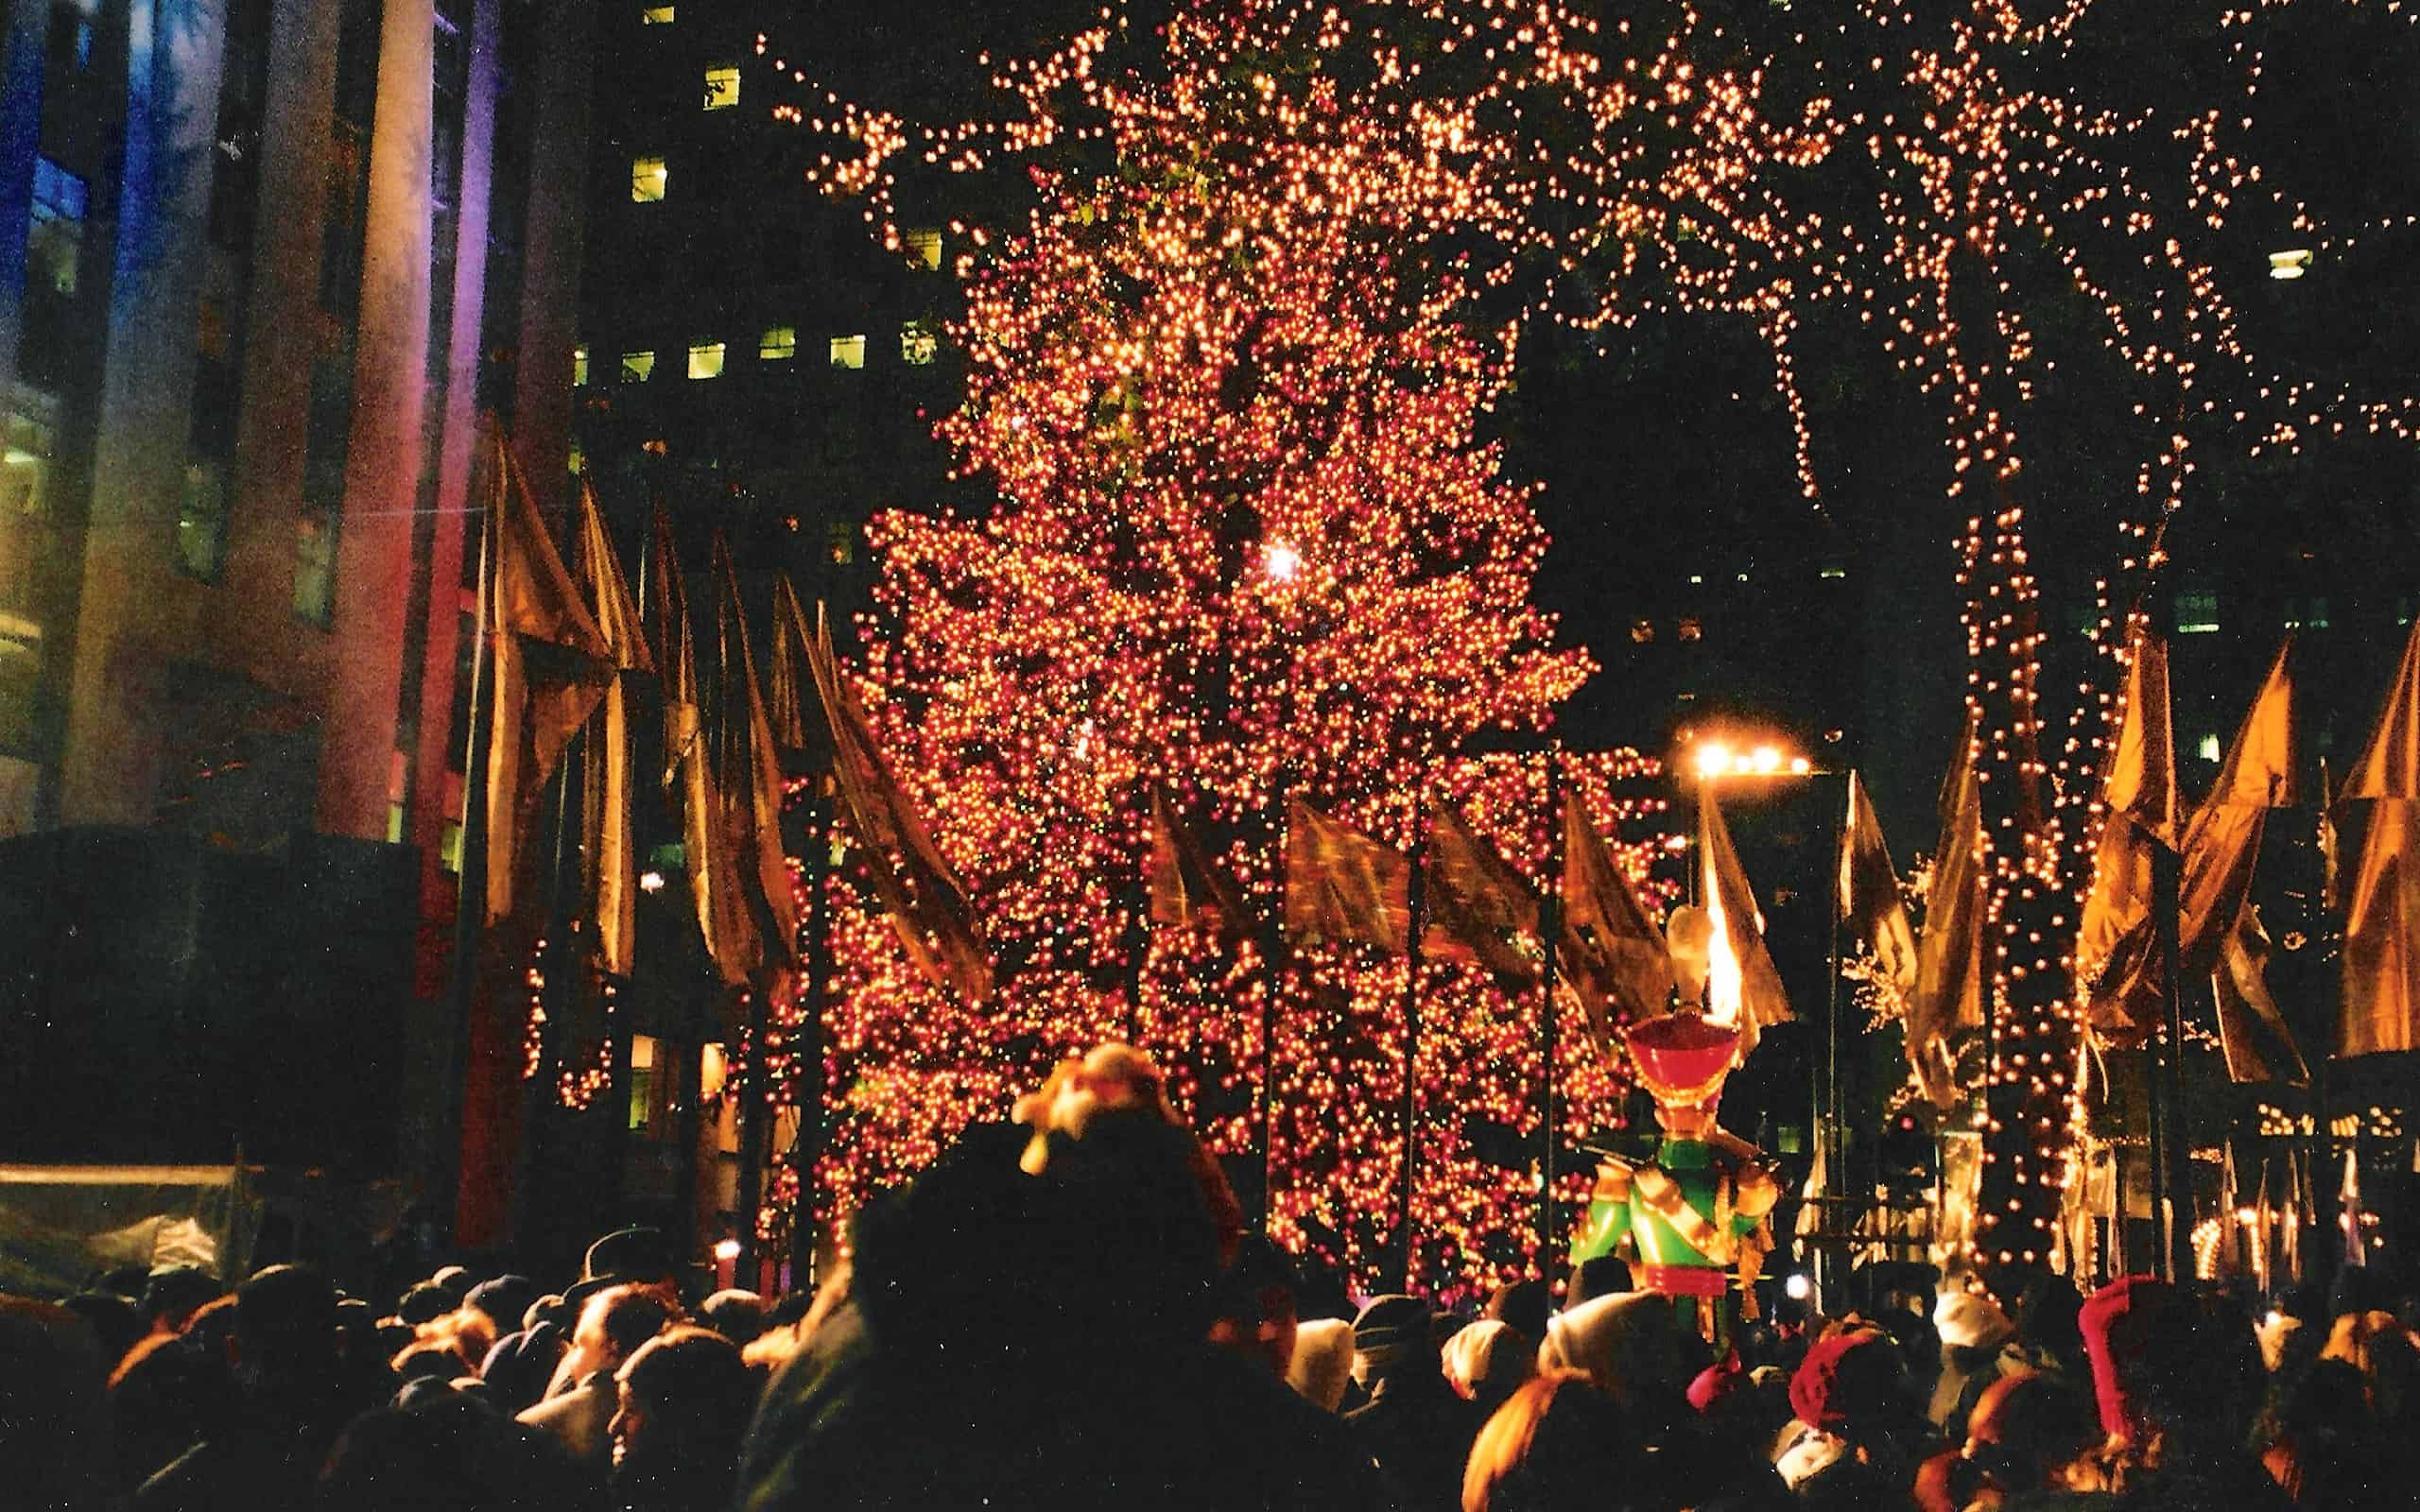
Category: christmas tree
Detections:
[{"x1": 776, "y1": 45, "x2": 1678, "y2": 1293}]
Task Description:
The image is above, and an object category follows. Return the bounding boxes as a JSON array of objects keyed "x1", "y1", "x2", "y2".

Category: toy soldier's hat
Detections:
[{"x1": 1623, "y1": 1009, "x2": 1742, "y2": 1107}]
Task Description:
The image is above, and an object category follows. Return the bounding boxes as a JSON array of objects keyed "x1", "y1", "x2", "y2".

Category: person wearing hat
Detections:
[
  {"x1": 1928, "y1": 1288, "x2": 2020, "y2": 1428},
  {"x1": 516, "y1": 1283, "x2": 673, "y2": 1468},
  {"x1": 1776, "y1": 1326, "x2": 1928, "y2": 1491},
  {"x1": 2076, "y1": 1275, "x2": 2284, "y2": 1506},
  {"x1": 1344, "y1": 1294, "x2": 1483, "y2": 1512}
]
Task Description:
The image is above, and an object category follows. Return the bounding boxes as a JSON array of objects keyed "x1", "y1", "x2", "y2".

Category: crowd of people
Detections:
[{"x1": 5, "y1": 1043, "x2": 2416, "y2": 1510}]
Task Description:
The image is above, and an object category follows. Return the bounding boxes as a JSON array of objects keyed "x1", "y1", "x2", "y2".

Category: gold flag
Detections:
[
  {"x1": 1148, "y1": 787, "x2": 1247, "y2": 936},
  {"x1": 2342, "y1": 797, "x2": 2420, "y2": 1057},
  {"x1": 804, "y1": 603, "x2": 992, "y2": 1001},
  {"x1": 1559, "y1": 800, "x2": 1676, "y2": 1048},
  {"x1": 2077, "y1": 632, "x2": 2177, "y2": 988},
  {"x1": 483, "y1": 438, "x2": 614, "y2": 928},
  {"x1": 2093, "y1": 638, "x2": 2294, "y2": 1042},
  {"x1": 711, "y1": 537, "x2": 800, "y2": 977},
  {"x1": 2214, "y1": 904, "x2": 2309, "y2": 1086},
  {"x1": 1840, "y1": 770, "x2": 1918, "y2": 998},
  {"x1": 645, "y1": 509, "x2": 750, "y2": 983},
  {"x1": 764, "y1": 576, "x2": 833, "y2": 772},
  {"x1": 1283, "y1": 799, "x2": 1410, "y2": 954},
  {"x1": 2342, "y1": 616, "x2": 2420, "y2": 801},
  {"x1": 1422, "y1": 799, "x2": 1542, "y2": 981},
  {"x1": 572, "y1": 482, "x2": 653, "y2": 977},
  {"x1": 1697, "y1": 785, "x2": 1791, "y2": 1058},
  {"x1": 1909, "y1": 713, "x2": 1984, "y2": 1107}
]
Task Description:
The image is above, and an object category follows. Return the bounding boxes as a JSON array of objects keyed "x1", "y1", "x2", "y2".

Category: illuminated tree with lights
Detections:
[
  {"x1": 755, "y1": 0, "x2": 2420, "y2": 1288},
  {"x1": 766, "y1": 49, "x2": 1717, "y2": 1293}
]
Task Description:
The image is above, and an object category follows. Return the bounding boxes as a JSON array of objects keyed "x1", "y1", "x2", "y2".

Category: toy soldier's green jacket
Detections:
[{"x1": 1567, "y1": 1127, "x2": 1778, "y2": 1344}]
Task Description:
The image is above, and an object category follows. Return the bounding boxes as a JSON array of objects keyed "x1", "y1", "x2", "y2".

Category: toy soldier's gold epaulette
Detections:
[{"x1": 1589, "y1": 1156, "x2": 1634, "y2": 1204}]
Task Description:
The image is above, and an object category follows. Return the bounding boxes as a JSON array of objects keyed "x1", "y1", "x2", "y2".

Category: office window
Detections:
[
  {"x1": 826, "y1": 520, "x2": 855, "y2": 565},
  {"x1": 27, "y1": 158, "x2": 85, "y2": 297},
  {"x1": 702, "y1": 65, "x2": 738, "y2": 110},
  {"x1": 759, "y1": 325, "x2": 796, "y2": 361},
  {"x1": 640, "y1": 3, "x2": 673, "y2": 20},
  {"x1": 2197, "y1": 732, "x2": 2221, "y2": 764},
  {"x1": 687, "y1": 341, "x2": 725, "y2": 380},
  {"x1": 621, "y1": 350, "x2": 656, "y2": 383},
  {"x1": 573, "y1": 345, "x2": 588, "y2": 386},
  {"x1": 630, "y1": 1034, "x2": 671, "y2": 1138},
  {"x1": 631, "y1": 155, "x2": 667, "y2": 202},
  {"x1": 566, "y1": 445, "x2": 583, "y2": 475},
  {"x1": 2175, "y1": 589, "x2": 2220, "y2": 634},
  {"x1": 828, "y1": 334, "x2": 866, "y2": 369},
  {"x1": 904, "y1": 227, "x2": 942, "y2": 269},
  {"x1": 900, "y1": 319, "x2": 938, "y2": 366},
  {"x1": 2285, "y1": 595, "x2": 2330, "y2": 630},
  {"x1": 293, "y1": 507, "x2": 337, "y2": 626},
  {"x1": 174, "y1": 460, "x2": 231, "y2": 581}
]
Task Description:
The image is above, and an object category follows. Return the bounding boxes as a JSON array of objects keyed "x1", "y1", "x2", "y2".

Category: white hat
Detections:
[{"x1": 1932, "y1": 1289, "x2": 2014, "y2": 1350}]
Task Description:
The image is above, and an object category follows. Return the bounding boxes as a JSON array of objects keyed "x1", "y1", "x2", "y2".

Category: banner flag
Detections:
[
  {"x1": 2078, "y1": 632, "x2": 2176, "y2": 992},
  {"x1": 572, "y1": 481, "x2": 652, "y2": 976},
  {"x1": 805, "y1": 604, "x2": 992, "y2": 1001},
  {"x1": 2095, "y1": 639, "x2": 2294, "y2": 1042},
  {"x1": 1422, "y1": 799, "x2": 1542, "y2": 981},
  {"x1": 483, "y1": 440, "x2": 614, "y2": 929},
  {"x1": 2213, "y1": 905, "x2": 2309, "y2": 1086},
  {"x1": 1283, "y1": 800, "x2": 1410, "y2": 954},
  {"x1": 711, "y1": 536, "x2": 800, "y2": 977},
  {"x1": 1148, "y1": 787, "x2": 1248, "y2": 936},
  {"x1": 1909, "y1": 713, "x2": 1984, "y2": 1107},
  {"x1": 1840, "y1": 770, "x2": 1918, "y2": 997},
  {"x1": 1560, "y1": 801, "x2": 1675, "y2": 1047}
]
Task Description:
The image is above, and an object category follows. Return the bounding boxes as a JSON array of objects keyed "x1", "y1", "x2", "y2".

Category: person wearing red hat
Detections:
[
  {"x1": 2075, "y1": 1275, "x2": 2287, "y2": 1507},
  {"x1": 1775, "y1": 1327, "x2": 1931, "y2": 1493},
  {"x1": 1569, "y1": 1001, "x2": 1778, "y2": 1350}
]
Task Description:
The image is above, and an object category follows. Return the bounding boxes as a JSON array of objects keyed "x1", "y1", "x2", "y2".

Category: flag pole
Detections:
[
  {"x1": 1819, "y1": 772, "x2": 1845, "y2": 1305},
  {"x1": 437, "y1": 427, "x2": 500, "y2": 1246},
  {"x1": 790, "y1": 783, "x2": 835, "y2": 1290},
  {"x1": 1263, "y1": 775, "x2": 1289, "y2": 1231},
  {"x1": 1399, "y1": 795, "x2": 1428, "y2": 1294},
  {"x1": 1537, "y1": 747, "x2": 1564, "y2": 1271}
]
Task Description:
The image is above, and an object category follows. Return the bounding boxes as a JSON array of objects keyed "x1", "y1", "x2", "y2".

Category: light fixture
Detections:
[
  {"x1": 1785, "y1": 1272, "x2": 1812, "y2": 1301},
  {"x1": 713, "y1": 1237, "x2": 742, "y2": 1262},
  {"x1": 2268, "y1": 249, "x2": 2311, "y2": 280},
  {"x1": 639, "y1": 869, "x2": 666, "y2": 893}
]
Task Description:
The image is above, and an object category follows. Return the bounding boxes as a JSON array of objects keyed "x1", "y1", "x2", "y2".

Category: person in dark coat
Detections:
[
  {"x1": 1343, "y1": 1294, "x2": 1485, "y2": 1512},
  {"x1": 736, "y1": 1049, "x2": 1387, "y2": 1512},
  {"x1": 134, "y1": 1264, "x2": 382, "y2": 1512}
]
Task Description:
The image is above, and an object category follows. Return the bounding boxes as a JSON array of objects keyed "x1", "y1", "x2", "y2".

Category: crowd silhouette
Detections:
[{"x1": 6, "y1": 1043, "x2": 2415, "y2": 1510}]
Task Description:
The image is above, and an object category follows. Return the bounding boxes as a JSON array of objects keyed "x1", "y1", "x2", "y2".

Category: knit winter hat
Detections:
[
  {"x1": 1539, "y1": 1291, "x2": 1687, "y2": 1412},
  {"x1": 1353, "y1": 1294, "x2": 1436, "y2": 1374},
  {"x1": 1686, "y1": 1357, "x2": 1748, "y2": 1414},
  {"x1": 1443, "y1": 1319, "x2": 1537, "y2": 1402},
  {"x1": 1288, "y1": 1316, "x2": 1357, "y2": 1412},
  {"x1": 1788, "y1": 1328, "x2": 1899, "y2": 1431},
  {"x1": 1933, "y1": 1289, "x2": 2014, "y2": 1350}
]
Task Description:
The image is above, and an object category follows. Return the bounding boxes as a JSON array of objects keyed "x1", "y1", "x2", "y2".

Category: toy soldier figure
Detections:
[{"x1": 1569, "y1": 906, "x2": 1778, "y2": 1347}]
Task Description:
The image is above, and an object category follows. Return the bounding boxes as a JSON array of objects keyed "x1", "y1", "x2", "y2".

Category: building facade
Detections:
[{"x1": 0, "y1": 0, "x2": 592, "y2": 1193}]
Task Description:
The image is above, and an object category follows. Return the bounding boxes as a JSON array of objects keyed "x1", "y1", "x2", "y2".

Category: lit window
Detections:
[
  {"x1": 759, "y1": 325, "x2": 796, "y2": 361},
  {"x1": 440, "y1": 819, "x2": 462, "y2": 873},
  {"x1": 687, "y1": 341, "x2": 725, "y2": 380},
  {"x1": 630, "y1": 1034, "x2": 661, "y2": 1136},
  {"x1": 631, "y1": 155, "x2": 666, "y2": 202},
  {"x1": 829, "y1": 334, "x2": 866, "y2": 369},
  {"x1": 826, "y1": 521, "x2": 855, "y2": 564},
  {"x1": 2176, "y1": 589, "x2": 2219, "y2": 635},
  {"x1": 293, "y1": 507, "x2": 337, "y2": 625},
  {"x1": 900, "y1": 319, "x2": 938, "y2": 365},
  {"x1": 904, "y1": 228, "x2": 942, "y2": 268},
  {"x1": 1676, "y1": 617, "x2": 1703, "y2": 642},
  {"x1": 174, "y1": 459, "x2": 230, "y2": 582},
  {"x1": 572, "y1": 345, "x2": 588, "y2": 387},
  {"x1": 702, "y1": 65, "x2": 738, "y2": 110},
  {"x1": 567, "y1": 446, "x2": 583, "y2": 475},
  {"x1": 2197, "y1": 732, "x2": 2222, "y2": 763},
  {"x1": 640, "y1": 5, "x2": 673, "y2": 22},
  {"x1": 2285, "y1": 595, "x2": 2329, "y2": 630},
  {"x1": 1820, "y1": 565, "x2": 1846, "y2": 579},
  {"x1": 620, "y1": 350, "x2": 655, "y2": 383},
  {"x1": 1629, "y1": 620, "x2": 1654, "y2": 644}
]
